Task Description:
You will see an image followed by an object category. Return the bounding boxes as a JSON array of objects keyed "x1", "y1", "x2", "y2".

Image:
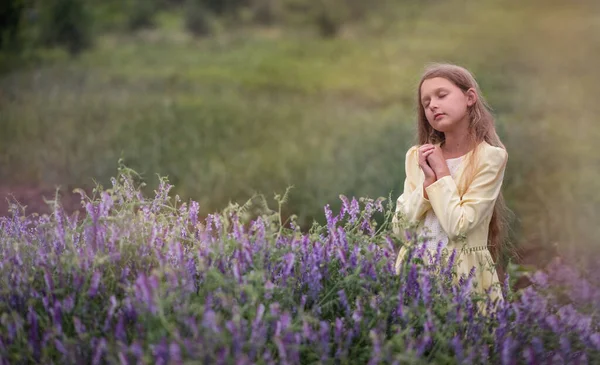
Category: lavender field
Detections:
[{"x1": 1, "y1": 167, "x2": 599, "y2": 364}]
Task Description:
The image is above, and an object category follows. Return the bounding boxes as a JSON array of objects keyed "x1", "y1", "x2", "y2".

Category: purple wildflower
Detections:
[
  {"x1": 338, "y1": 289, "x2": 350, "y2": 314},
  {"x1": 88, "y1": 271, "x2": 102, "y2": 298}
]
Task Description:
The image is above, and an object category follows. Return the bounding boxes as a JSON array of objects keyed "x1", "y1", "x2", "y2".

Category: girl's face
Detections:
[{"x1": 420, "y1": 77, "x2": 476, "y2": 133}]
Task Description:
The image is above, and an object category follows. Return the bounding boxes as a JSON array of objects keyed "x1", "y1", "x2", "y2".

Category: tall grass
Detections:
[{"x1": 1, "y1": 0, "x2": 599, "y2": 258}]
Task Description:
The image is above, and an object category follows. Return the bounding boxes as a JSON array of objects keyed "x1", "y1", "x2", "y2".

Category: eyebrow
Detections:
[{"x1": 421, "y1": 87, "x2": 449, "y2": 103}]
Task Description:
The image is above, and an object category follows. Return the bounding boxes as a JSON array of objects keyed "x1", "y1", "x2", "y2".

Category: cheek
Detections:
[
  {"x1": 424, "y1": 109, "x2": 435, "y2": 122},
  {"x1": 448, "y1": 97, "x2": 468, "y2": 115}
]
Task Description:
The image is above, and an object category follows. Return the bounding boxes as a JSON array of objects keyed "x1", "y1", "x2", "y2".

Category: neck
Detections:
[{"x1": 441, "y1": 120, "x2": 472, "y2": 157}]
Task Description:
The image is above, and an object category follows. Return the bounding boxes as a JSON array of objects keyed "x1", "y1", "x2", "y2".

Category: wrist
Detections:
[
  {"x1": 423, "y1": 179, "x2": 435, "y2": 199},
  {"x1": 435, "y1": 168, "x2": 450, "y2": 179}
]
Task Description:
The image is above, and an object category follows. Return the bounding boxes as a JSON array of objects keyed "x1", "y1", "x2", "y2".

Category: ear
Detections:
[{"x1": 465, "y1": 88, "x2": 477, "y2": 107}]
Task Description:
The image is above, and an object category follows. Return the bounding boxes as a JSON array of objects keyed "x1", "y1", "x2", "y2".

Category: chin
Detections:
[
  {"x1": 431, "y1": 120, "x2": 456, "y2": 133},
  {"x1": 431, "y1": 124, "x2": 450, "y2": 133}
]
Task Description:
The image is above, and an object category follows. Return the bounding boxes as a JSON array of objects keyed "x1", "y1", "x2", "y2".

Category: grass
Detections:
[{"x1": 1, "y1": 0, "x2": 599, "y2": 258}]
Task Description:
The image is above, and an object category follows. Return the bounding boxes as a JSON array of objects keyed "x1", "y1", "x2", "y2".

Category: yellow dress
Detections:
[{"x1": 392, "y1": 141, "x2": 507, "y2": 309}]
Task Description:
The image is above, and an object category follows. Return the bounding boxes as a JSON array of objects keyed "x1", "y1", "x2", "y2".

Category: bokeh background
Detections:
[{"x1": 1, "y1": 0, "x2": 599, "y2": 269}]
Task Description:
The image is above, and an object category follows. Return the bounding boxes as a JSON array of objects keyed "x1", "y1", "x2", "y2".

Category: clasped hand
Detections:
[{"x1": 418, "y1": 144, "x2": 451, "y2": 186}]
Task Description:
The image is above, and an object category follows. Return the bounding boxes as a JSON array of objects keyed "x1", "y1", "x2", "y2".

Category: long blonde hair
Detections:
[{"x1": 415, "y1": 63, "x2": 512, "y2": 265}]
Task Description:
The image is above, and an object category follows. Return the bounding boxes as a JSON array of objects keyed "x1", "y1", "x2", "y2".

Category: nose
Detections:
[{"x1": 428, "y1": 101, "x2": 438, "y2": 112}]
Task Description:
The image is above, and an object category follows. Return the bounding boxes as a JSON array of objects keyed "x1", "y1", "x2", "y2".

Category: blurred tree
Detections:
[
  {"x1": 281, "y1": 0, "x2": 346, "y2": 38},
  {"x1": 184, "y1": 0, "x2": 215, "y2": 36},
  {"x1": 314, "y1": 1, "x2": 341, "y2": 37},
  {"x1": 199, "y1": 0, "x2": 249, "y2": 15},
  {"x1": 248, "y1": 0, "x2": 280, "y2": 25},
  {"x1": 38, "y1": 0, "x2": 93, "y2": 56},
  {"x1": 280, "y1": 0, "x2": 384, "y2": 38},
  {"x1": 127, "y1": 0, "x2": 160, "y2": 31},
  {"x1": 0, "y1": 0, "x2": 25, "y2": 51}
]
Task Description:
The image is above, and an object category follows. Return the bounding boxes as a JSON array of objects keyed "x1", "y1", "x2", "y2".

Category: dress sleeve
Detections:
[
  {"x1": 392, "y1": 146, "x2": 432, "y2": 236},
  {"x1": 424, "y1": 146, "x2": 508, "y2": 241}
]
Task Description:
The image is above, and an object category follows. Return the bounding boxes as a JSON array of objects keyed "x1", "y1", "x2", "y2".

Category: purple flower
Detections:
[
  {"x1": 545, "y1": 315, "x2": 560, "y2": 333},
  {"x1": 27, "y1": 308, "x2": 40, "y2": 359},
  {"x1": 589, "y1": 333, "x2": 600, "y2": 350},
  {"x1": 118, "y1": 351, "x2": 128, "y2": 365},
  {"x1": 130, "y1": 341, "x2": 144, "y2": 361},
  {"x1": 395, "y1": 291, "x2": 405, "y2": 321},
  {"x1": 107, "y1": 295, "x2": 118, "y2": 319},
  {"x1": 134, "y1": 274, "x2": 157, "y2": 314},
  {"x1": 275, "y1": 312, "x2": 291, "y2": 337},
  {"x1": 407, "y1": 264, "x2": 419, "y2": 298},
  {"x1": 88, "y1": 271, "x2": 102, "y2": 298},
  {"x1": 54, "y1": 207, "x2": 66, "y2": 252},
  {"x1": 283, "y1": 252, "x2": 295, "y2": 277},
  {"x1": 451, "y1": 335, "x2": 463, "y2": 362},
  {"x1": 115, "y1": 314, "x2": 127, "y2": 342},
  {"x1": 559, "y1": 335, "x2": 571, "y2": 358},
  {"x1": 502, "y1": 336, "x2": 517, "y2": 365},
  {"x1": 62, "y1": 295, "x2": 75, "y2": 312},
  {"x1": 420, "y1": 273, "x2": 432, "y2": 306},
  {"x1": 374, "y1": 198, "x2": 384, "y2": 213},
  {"x1": 531, "y1": 271, "x2": 548, "y2": 288},
  {"x1": 368, "y1": 330, "x2": 381, "y2": 365},
  {"x1": 324, "y1": 204, "x2": 339, "y2": 229},
  {"x1": 339, "y1": 195, "x2": 360, "y2": 224},
  {"x1": 189, "y1": 200, "x2": 200, "y2": 226},
  {"x1": 352, "y1": 298, "x2": 364, "y2": 335},
  {"x1": 443, "y1": 249, "x2": 457, "y2": 279},
  {"x1": 92, "y1": 338, "x2": 107, "y2": 365},
  {"x1": 169, "y1": 342, "x2": 182, "y2": 364},
  {"x1": 319, "y1": 321, "x2": 330, "y2": 362},
  {"x1": 338, "y1": 290, "x2": 350, "y2": 314},
  {"x1": 337, "y1": 248, "x2": 347, "y2": 267},
  {"x1": 334, "y1": 318, "x2": 344, "y2": 357},
  {"x1": 44, "y1": 269, "x2": 54, "y2": 293},
  {"x1": 202, "y1": 309, "x2": 220, "y2": 333},
  {"x1": 52, "y1": 301, "x2": 63, "y2": 334},
  {"x1": 54, "y1": 339, "x2": 67, "y2": 356},
  {"x1": 73, "y1": 316, "x2": 86, "y2": 337},
  {"x1": 521, "y1": 346, "x2": 537, "y2": 364},
  {"x1": 152, "y1": 339, "x2": 170, "y2": 365}
]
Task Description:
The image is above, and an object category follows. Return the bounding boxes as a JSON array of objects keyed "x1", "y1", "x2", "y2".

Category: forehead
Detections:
[{"x1": 420, "y1": 77, "x2": 459, "y2": 96}]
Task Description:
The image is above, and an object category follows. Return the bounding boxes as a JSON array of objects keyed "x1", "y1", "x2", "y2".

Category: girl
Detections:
[{"x1": 392, "y1": 63, "x2": 510, "y2": 306}]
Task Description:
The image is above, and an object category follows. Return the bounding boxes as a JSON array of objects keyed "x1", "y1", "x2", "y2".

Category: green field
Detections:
[{"x1": 1, "y1": 0, "x2": 599, "y2": 260}]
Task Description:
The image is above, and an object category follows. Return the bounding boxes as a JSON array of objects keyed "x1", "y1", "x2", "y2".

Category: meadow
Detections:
[
  {"x1": 1, "y1": 1, "x2": 600, "y2": 361},
  {"x1": 3, "y1": 0, "x2": 599, "y2": 263},
  {"x1": 1, "y1": 168, "x2": 599, "y2": 363}
]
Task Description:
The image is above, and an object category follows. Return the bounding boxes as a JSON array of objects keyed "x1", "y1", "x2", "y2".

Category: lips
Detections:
[{"x1": 434, "y1": 113, "x2": 445, "y2": 120}]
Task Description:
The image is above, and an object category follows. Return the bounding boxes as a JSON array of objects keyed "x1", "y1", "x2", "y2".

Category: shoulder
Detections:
[
  {"x1": 407, "y1": 145, "x2": 419, "y2": 154},
  {"x1": 403, "y1": 145, "x2": 422, "y2": 174},
  {"x1": 478, "y1": 141, "x2": 508, "y2": 169},
  {"x1": 405, "y1": 145, "x2": 420, "y2": 162}
]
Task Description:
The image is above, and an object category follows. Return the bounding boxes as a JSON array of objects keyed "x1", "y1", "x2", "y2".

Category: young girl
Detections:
[{"x1": 392, "y1": 63, "x2": 510, "y2": 306}]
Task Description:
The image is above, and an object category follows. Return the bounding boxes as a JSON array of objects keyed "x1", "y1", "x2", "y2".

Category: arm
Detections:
[
  {"x1": 392, "y1": 146, "x2": 432, "y2": 235},
  {"x1": 425, "y1": 147, "x2": 508, "y2": 241}
]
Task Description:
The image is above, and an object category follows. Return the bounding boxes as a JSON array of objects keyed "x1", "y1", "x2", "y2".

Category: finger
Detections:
[
  {"x1": 418, "y1": 147, "x2": 435, "y2": 159},
  {"x1": 420, "y1": 164, "x2": 436, "y2": 178},
  {"x1": 419, "y1": 145, "x2": 435, "y2": 152},
  {"x1": 419, "y1": 163, "x2": 432, "y2": 173},
  {"x1": 423, "y1": 150, "x2": 434, "y2": 158}
]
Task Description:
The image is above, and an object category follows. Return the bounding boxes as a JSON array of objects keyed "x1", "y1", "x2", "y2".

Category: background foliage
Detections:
[{"x1": 1, "y1": 0, "x2": 599, "y2": 267}]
